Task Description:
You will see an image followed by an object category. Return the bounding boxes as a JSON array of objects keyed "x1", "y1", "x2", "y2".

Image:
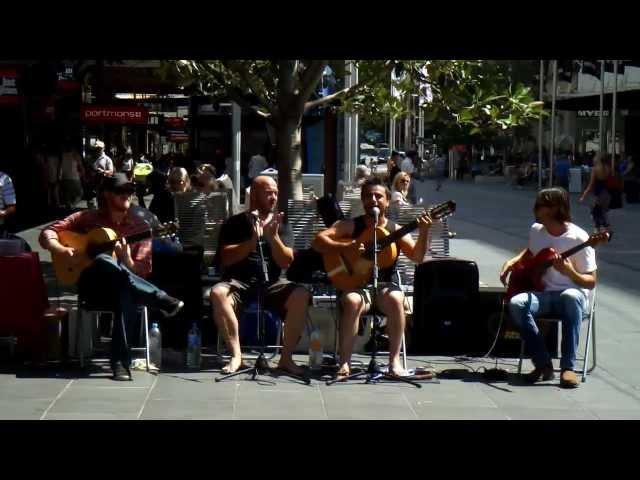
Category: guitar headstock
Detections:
[
  {"x1": 587, "y1": 229, "x2": 612, "y2": 247},
  {"x1": 427, "y1": 200, "x2": 456, "y2": 220},
  {"x1": 154, "y1": 221, "x2": 179, "y2": 239}
]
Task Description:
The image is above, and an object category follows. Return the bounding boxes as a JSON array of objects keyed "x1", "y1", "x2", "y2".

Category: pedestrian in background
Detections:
[
  {"x1": 0, "y1": 169, "x2": 16, "y2": 236},
  {"x1": 59, "y1": 141, "x2": 85, "y2": 210}
]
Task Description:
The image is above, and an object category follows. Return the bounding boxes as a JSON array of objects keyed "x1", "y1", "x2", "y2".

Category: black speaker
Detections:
[{"x1": 412, "y1": 258, "x2": 479, "y2": 355}]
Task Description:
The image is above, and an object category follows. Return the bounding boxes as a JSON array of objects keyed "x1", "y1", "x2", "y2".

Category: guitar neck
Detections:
[
  {"x1": 90, "y1": 229, "x2": 154, "y2": 256},
  {"x1": 540, "y1": 240, "x2": 591, "y2": 268},
  {"x1": 378, "y1": 220, "x2": 418, "y2": 249}
]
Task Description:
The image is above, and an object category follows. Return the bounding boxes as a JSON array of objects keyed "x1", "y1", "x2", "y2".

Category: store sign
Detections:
[
  {"x1": 168, "y1": 130, "x2": 189, "y2": 142},
  {"x1": 0, "y1": 68, "x2": 20, "y2": 105},
  {"x1": 81, "y1": 105, "x2": 149, "y2": 125},
  {"x1": 578, "y1": 110, "x2": 609, "y2": 117},
  {"x1": 164, "y1": 117, "x2": 185, "y2": 129}
]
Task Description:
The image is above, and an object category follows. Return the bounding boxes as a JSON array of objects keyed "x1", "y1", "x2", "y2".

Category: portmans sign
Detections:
[{"x1": 81, "y1": 105, "x2": 149, "y2": 125}]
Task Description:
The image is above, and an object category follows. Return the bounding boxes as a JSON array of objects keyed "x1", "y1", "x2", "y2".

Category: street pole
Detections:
[
  {"x1": 611, "y1": 60, "x2": 618, "y2": 168},
  {"x1": 231, "y1": 102, "x2": 241, "y2": 212},
  {"x1": 344, "y1": 60, "x2": 353, "y2": 183},
  {"x1": 389, "y1": 67, "x2": 396, "y2": 153},
  {"x1": 538, "y1": 59, "x2": 544, "y2": 190},
  {"x1": 549, "y1": 60, "x2": 558, "y2": 187},
  {"x1": 599, "y1": 60, "x2": 605, "y2": 153},
  {"x1": 351, "y1": 61, "x2": 359, "y2": 182},
  {"x1": 418, "y1": 103, "x2": 425, "y2": 160}
]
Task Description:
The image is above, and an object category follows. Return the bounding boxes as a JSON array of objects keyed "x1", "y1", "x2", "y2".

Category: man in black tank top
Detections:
[
  {"x1": 209, "y1": 176, "x2": 311, "y2": 376},
  {"x1": 313, "y1": 177, "x2": 432, "y2": 378}
]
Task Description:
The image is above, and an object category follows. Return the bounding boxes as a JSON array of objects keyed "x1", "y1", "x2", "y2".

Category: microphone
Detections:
[{"x1": 371, "y1": 206, "x2": 380, "y2": 222}]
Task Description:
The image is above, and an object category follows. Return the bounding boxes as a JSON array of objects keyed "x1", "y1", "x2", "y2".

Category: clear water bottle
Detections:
[
  {"x1": 308, "y1": 327, "x2": 323, "y2": 372},
  {"x1": 186, "y1": 323, "x2": 201, "y2": 369},
  {"x1": 149, "y1": 322, "x2": 162, "y2": 371}
]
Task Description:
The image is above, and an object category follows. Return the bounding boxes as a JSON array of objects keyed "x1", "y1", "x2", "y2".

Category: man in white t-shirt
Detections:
[
  {"x1": 500, "y1": 187, "x2": 599, "y2": 388},
  {"x1": 93, "y1": 140, "x2": 114, "y2": 178}
]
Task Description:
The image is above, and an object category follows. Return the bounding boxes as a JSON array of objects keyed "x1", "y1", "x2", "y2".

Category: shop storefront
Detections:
[{"x1": 80, "y1": 105, "x2": 150, "y2": 162}]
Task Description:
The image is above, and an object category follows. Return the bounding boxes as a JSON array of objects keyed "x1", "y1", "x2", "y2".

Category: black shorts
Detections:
[{"x1": 218, "y1": 279, "x2": 308, "y2": 320}]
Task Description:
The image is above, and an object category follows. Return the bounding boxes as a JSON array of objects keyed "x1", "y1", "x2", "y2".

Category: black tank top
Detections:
[{"x1": 351, "y1": 215, "x2": 398, "y2": 283}]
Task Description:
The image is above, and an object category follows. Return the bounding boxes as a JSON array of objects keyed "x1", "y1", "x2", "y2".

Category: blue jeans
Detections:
[
  {"x1": 508, "y1": 289, "x2": 587, "y2": 371},
  {"x1": 78, "y1": 254, "x2": 168, "y2": 367}
]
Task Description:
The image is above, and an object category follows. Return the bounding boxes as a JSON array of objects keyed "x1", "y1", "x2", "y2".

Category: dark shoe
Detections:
[
  {"x1": 157, "y1": 295, "x2": 184, "y2": 318},
  {"x1": 523, "y1": 365, "x2": 555, "y2": 384},
  {"x1": 112, "y1": 362, "x2": 132, "y2": 381},
  {"x1": 560, "y1": 369, "x2": 579, "y2": 389}
]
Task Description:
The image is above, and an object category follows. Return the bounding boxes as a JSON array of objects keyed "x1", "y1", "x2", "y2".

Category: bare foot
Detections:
[
  {"x1": 336, "y1": 363, "x2": 351, "y2": 379},
  {"x1": 388, "y1": 360, "x2": 410, "y2": 377},
  {"x1": 277, "y1": 357, "x2": 305, "y2": 377},
  {"x1": 221, "y1": 356, "x2": 243, "y2": 374}
]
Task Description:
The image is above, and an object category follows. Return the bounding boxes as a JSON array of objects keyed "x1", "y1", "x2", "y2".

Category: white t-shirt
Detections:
[
  {"x1": 94, "y1": 153, "x2": 114, "y2": 173},
  {"x1": 248, "y1": 154, "x2": 268, "y2": 179},
  {"x1": 391, "y1": 190, "x2": 409, "y2": 206},
  {"x1": 528, "y1": 222, "x2": 597, "y2": 299},
  {"x1": 400, "y1": 157, "x2": 415, "y2": 175},
  {"x1": 121, "y1": 157, "x2": 134, "y2": 172}
]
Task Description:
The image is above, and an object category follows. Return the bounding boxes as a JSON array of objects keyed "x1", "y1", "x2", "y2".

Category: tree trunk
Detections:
[{"x1": 275, "y1": 117, "x2": 304, "y2": 219}]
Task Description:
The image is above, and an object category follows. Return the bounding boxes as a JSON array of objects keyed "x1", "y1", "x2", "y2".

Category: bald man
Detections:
[{"x1": 210, "y1": 176, "x2": 310, "y2": 375}]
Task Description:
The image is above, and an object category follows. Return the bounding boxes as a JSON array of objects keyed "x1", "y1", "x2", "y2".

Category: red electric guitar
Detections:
[{"x1": 505, "y1": 230, "x2": 611, "y2": 300}]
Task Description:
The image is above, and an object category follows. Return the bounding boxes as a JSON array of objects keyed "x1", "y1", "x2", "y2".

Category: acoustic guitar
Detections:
[
  {"x1": 505, "y1": 230, "x2": 611, "y2": 300},
  {"x1": 322, "y1": 200, "x2": 456, "y2": 291},
  {"x1": 51, "y1": 222, "x2": 178, "y2": 286}
]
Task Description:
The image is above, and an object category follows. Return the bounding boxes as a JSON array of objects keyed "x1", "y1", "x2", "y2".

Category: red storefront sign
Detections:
[
  {"x1": 0, "y1": 68, "x2": 21, "y2": 105},
  {"x1": 81, "y1": 105, "x2": 149, "y2": 125},
  {"x1": 164, "y1": 117, "x2": 185, "y2": 129}
]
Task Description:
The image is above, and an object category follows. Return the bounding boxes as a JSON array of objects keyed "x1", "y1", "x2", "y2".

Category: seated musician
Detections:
[
  {"x1": 312, "y1": 176, "x2": 432, "y2": 378},
  {"x1": 39, "y1": 173, "x2": 184, "y2": 381},
  {"x1": 209, "y1": 175, "x2": 310, "y2": 375},
  {"x1": 500, "y1": 187, "x2": 597, "y2": 388}
]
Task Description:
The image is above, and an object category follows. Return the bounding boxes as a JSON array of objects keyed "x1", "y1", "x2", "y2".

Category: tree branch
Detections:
[
  {"x1": 303, "y1": 87, "x2": 351, "y2": 112},
  {"x1": 221, "y1": 60, "x2": 276, "y2": 115},
  {"x1": 298, "y1": 60, "x2": 327, "y2": 106}
]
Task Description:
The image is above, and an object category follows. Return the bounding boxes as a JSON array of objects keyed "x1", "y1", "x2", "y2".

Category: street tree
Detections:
[{"x1": 165, "y1": 60, "x2": 545, "y2": 214}]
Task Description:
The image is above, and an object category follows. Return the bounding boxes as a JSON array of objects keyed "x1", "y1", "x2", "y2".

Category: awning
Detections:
[{"x1": 550, "y1": 89, "x2": 640, "y2": 111}]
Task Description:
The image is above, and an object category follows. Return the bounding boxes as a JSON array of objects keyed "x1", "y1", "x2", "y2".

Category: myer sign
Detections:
[{"x1": 578, "y1": 110, "x2": 610, "y2": 117}]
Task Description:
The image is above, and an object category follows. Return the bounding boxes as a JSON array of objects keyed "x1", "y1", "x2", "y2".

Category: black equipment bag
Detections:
[{"x1": 316, "y1": 193, "x2": 344, "y2": 227}]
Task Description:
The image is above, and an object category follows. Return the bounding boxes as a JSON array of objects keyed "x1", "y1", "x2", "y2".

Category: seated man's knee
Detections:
[
  {"x1": 559, "y1": 288, "x2": 585, "y2": 308},
  {"x1": 341, "y1": 292, "x2": 364, "y2": 312},
  {"x1": 210, "y1": 285, "x2": 231, "y2": 307},
  {"x1": 289, "y1": 286, "x2": 311, "y2": 306},
  {"x1": 509, "y1": 293, "x2": 530, "y2": 311}
]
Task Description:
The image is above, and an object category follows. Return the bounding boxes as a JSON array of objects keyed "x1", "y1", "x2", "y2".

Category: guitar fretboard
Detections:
[{"x1": 90, "y1": 229, "x2": 156, "y2": 256}]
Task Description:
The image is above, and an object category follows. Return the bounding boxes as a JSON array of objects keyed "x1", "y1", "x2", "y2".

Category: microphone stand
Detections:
[
  {"x1": 327, "y1": 208, "x2": 421, "y2": 388},
  {"x1": 216, "y1": 213, "x2": 310, "y2": 385}
]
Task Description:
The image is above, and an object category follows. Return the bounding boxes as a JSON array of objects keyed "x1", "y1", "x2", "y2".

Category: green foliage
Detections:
[{"x1": 165, "y1": 59, "x2": 546, "y2": 146}]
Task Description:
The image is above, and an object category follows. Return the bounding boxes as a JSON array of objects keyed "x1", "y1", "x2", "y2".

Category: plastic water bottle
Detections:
[
  {"x1": 186, "y1": 323, "x2": 202, "y2": 369},
  {"x1": 149, "y1": 322, "x2": 162, "y2": 371},
  {"x1": 308, "y1": 327, "x2": 323, "y2": 372}
]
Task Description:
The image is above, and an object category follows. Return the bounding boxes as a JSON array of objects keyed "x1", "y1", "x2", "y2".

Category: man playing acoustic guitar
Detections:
[
  {"x1": 500, "y1": 187, "x2": 598, "y2": 388},
  {"x1": 313, "y1": 176, "x2": 432, "y2": 379},
  {"x1": 39, "y1": 173, "x2": 183, "y2": 381}
]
